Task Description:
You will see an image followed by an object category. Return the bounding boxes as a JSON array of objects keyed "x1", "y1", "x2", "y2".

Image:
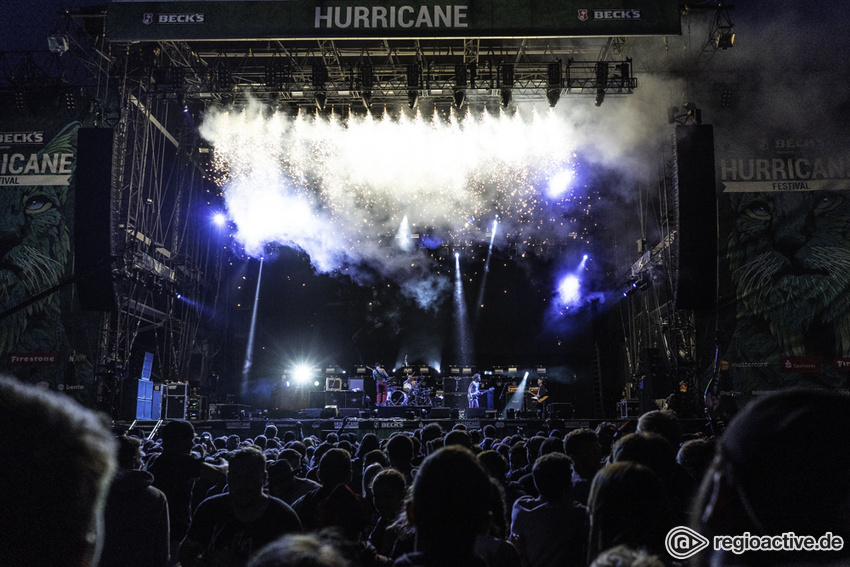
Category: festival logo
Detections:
[
  {"x1": 578, "y1": 9, "x2": 588, "y2": 21},
  {"x1": 143, "y1": 13, "x2": 153, "y2": 25}
]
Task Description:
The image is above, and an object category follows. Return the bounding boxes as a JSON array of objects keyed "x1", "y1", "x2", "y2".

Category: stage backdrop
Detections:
[
  {"x1": 0, "y1": 88, "x2": 114, "y2": 408},
  {"x1": 708, "y1": 129, "x2": 850, "y2": 417}
]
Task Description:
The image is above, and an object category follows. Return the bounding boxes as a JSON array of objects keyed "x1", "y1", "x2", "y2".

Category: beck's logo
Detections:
[
  {"x1": 143, "y1": 13, "x2": 153, "y2": 25},
  {"x1": 578, "y1": 9, "x2": 588, "y2": 21}
]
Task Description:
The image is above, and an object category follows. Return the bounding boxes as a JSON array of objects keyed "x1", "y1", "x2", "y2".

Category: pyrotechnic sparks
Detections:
[{"x1": 200, "y1": 101, "x2": 594, "y2": 307}]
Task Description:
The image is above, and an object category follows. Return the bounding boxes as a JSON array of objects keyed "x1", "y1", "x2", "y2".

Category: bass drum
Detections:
[{"x1": 390, "y1": 390, "x2": 408, "y2": 406}]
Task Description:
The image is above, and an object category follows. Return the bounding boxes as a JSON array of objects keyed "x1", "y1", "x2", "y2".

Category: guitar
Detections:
[
  {"x1": 469, "y1": 387, "x2": 495, "y2": 399},
  {"x1": 531, "y1": 394, "x2": 549, "y2": 403}
]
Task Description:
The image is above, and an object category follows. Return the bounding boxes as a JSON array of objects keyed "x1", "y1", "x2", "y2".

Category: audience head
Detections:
[
  {"x1": 371, "y1": 468, "x2": 407, "y2": 518},
  {"x1": 636, "y1": 410, "x2": 682, "y2": 448},
  {"x1": 263, "y1": 424, "x2": 278, "y2": 439},
  {"x1": 590, "y1": 544, "x2": 666, "y2": 567},
  {"x1": 386, "y1": 433, "x2": 415, "y2": 467},
  {"x1": 564, "y1": 428, "x2": 603, "y2": 478},
  {"x1": 248, "y1": 533, "x2": 348, "y2": 567},
  {"x1": 611, "y1": 432, "x2": 676, "y2": 483},
  {"x1": 587, "y1": 462, "x2": 672, "y2": 563},
  {"x1": 228, "y1": 447, "x2": 267, "y2": 506},
  {"x1": 444, "y1": 428, "x2": 473, "y2": 450},
  {"x1": 532, "y1": 452, "x2": 574, "y2": 499},
  {"x1": 160, "y1": 419, "x2": 196, "y2": 452},
  {"x1": 0, "y1": 376, "x2": 117, "y2": 567},
  {"x1": 116, "y1": 435, "x2": 142, "y2": 470},
  {"x1": 409, "y1": 446, "x2": 492, "y2": 552},
  {"x1": 694, "y1": 388, "x2": 850, "y2": 565},
  {"x1": 676, "y1": 438, "x2": 715, "y2": 484},
  {"x1": 477, "y1": 449, "x2": 508, "y2": 481},
  {"x1": 318, "y1": 448, "x2": 352, "y2": 488}
]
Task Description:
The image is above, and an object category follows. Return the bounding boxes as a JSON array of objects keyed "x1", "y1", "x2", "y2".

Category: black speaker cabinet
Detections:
[
  {"x1": 74, "y1": 128, "x2": 116, "y2": 311},
  {"x1": 466, "y1": 407, "x2": 487, "y2": 418},
  {"x1": 428, "y1": 407, "x2": 452, "y2": 419},
  {"x1": 674, "y1": 125, "x2": 717, "y2": 310},
  {"x1": 442, "y1": 393, "x2": 468, "y2": 408}
]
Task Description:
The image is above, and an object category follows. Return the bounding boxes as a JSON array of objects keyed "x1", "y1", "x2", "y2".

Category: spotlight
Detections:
[
  {"x1": 595, "y1": 89, "x2": 605, "y2": 107},
  {"x1": 361, "y1": 91, "x2": 372, "y2": 110},
  {"x1": 453, "y1": 89, "x2": 466, "y2": 109},
  {"x1": 292, "y1": 365, "x2": 312, "y2": 383},
  {"x1": 547, "y1": 61, "x2": 561, "y2": 107},
  {"x1": 213, "y1": 212, "x2": 226, "y2": 226},
  {"x1": 407, "y1": 90, "x2": 419, "y2": 109},
  {"x1": 500, "y1": 88, "x2": 512, "y2": 108},
  {"x1": 315, "y1": 92, "x2": 327, "y2": 112},
  {"x1": 48, "y1": 34, "x2": 69, "y2": 55},
  {"x1": 716, "y1": 27, "x2": 735, "y2": 49}
]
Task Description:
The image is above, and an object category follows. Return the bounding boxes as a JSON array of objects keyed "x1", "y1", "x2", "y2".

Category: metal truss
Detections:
[{"x1": 113, "y1": 38, "x2": 637, "y2": 111}]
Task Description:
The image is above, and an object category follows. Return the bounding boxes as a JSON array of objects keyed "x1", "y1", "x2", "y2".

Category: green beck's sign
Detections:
[{"x1": 106, "y1": 0, "x2": 682, "y2": 41}]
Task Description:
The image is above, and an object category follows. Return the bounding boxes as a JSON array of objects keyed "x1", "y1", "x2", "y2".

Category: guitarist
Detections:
[
  {"x1": 532, "y1": 378, "x2": 549, "y2": 418},
  {"x1": 467, "y1": 373, "x2": 482, "y2": 408}
]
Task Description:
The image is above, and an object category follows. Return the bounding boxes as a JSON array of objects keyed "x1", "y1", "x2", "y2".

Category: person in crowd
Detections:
[
  {"x1": 563, "y1": 428, "x2": 603, "y2": 506},
  {"x1": 478, "y1": 450, "x2": 526, "y2": 511},
  {"x1": 692, "y1": 388, "x2": 850, "y2": 566},
  {"x1": 369, "y1": 469, "x2": 408, "y2": 557},
  {"x1": 0, "y1": 376, "x2": 117, "y2": 567},
  {"x1": 675, "y1": 437, "x2": 715, "y2": 486},
  {"x1": 507, "y1": 442, "x2": 529, "y2": 482},
  {"x1": 589, "y1": 545, "x2": 666, "y2": 567},
  {"x1": 99, "y1": 435, "x2": 170, "y2": 567},
  {"x1": 586, "y1": 461, "x2": 672, "y2": 565},
  {"x1": 594, "y1": 422, "x2": 618, "y2": 463},
  {"x1": 249, "y1": 533, "x2": 350, "y2": 567},
  {"x1": 394, "y1": 446, "x2": 492, "y2": 567},
  {"x1": 268, "y1": 458, "x2": 322, "y2": 505},
  {"x1": 179, "y1": 447, "x2": 301, "y2": 567},
  {"x1": 612, "y1": 432, "x2": 694, "y2": 523},
  {"x1": 386, "y1": 433, "x2": 416, "y2": 484},
  {"x1": 148, "y1": 419, "x2": 228, "y2": 560},
  {"x1": 475, "y1": 479, "x2": 523, "y2": 567},
  {"x1": 635, "y1": 410, "x2": 682, "y2": 449},
  {"x1": 293, "y1": 448, "x2": 353, "y2": 530},
  {"x1": 510, "y1": 453, "x2": 588, "y2": 567}
]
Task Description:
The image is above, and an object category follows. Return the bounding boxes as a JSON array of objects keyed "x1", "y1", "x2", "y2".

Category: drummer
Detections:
[{"x1": 402, "y1": 373, "x2": 417, "y2": 393}]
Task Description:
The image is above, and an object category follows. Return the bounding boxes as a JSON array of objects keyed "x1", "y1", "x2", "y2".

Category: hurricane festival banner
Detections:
[
  {"x1": 106, "y1": 0, "x2": 681, "y2": 41},
  {"x1": 708, "y1": 131, "x2": 850, "y2": 418},
  {"x1": 0, "y1": 90, "x2": 107, "y2": 408}
]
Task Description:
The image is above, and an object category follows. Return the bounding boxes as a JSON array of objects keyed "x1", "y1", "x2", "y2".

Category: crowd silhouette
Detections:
[{"x1": 2, "y1": 375, "x2": 849, "y2": 567}]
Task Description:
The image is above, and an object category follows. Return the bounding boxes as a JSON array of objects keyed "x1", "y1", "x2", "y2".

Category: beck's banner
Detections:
[{"x1": 106, "y1": 0, "x2": 682, "y2": 41}]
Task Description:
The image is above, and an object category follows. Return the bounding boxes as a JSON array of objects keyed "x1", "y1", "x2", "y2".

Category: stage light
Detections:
[
  {"x1": 500, "y1": 88, "x2": 512, "y2": 108},
  {"x1": 595, "y1": 62, "x2": 608, "y2": 107},
  {"x1": 213, "y1": 212, "x2": 226, "y2": 226},
  {"x1": 361, "y1": 91, "x2": 372, "y2": 110},
  {"x1": 547, "y1": 62, "x2": 562, "y2": 107},
  {"x1": 453, "y1": 89, "x2": 466, "y2": 109},
  {"x1": 315, "y1": 92, "x2": 327, "y2": 112},
  {"x1": 595, "y1": 89, "x2": 605, "y2": 107},
  {"x1": 292, "y1": 365, "x2": 312, "y2": 383},
  {"x1": 48, "y1": 35, "x2": 69, "y2": 55},
  {"x1": 407, "y1": 90, "x2": 419, "y2": 109},
  {"x1": 716, "y1": 27, "x2": 735, "y2": 49}
]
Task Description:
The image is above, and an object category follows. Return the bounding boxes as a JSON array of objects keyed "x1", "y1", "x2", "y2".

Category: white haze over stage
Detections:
[{"x1": 199, "y1": 84, "x2": 671, "y2": 308}]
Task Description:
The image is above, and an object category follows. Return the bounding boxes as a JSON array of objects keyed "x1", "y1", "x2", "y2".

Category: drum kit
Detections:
[{"x1": 386, "y1": 375, "x2": 434, "y2": 407}]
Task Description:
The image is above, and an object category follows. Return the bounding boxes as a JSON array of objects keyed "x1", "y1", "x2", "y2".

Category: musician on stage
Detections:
[
  {"x1": 533, "y1": 378, "x2": 549, "y2": 418},
  {"x1": 373, "y1": 362, "x2": 389, "y2": 406},
  {"x1": 468, "y1": 373, "x2": 482, "y2": 408}
]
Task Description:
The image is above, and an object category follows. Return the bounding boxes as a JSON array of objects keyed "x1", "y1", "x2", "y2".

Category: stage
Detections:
[{"x1": 119, "y1": 413, "x2": 714, "y2": 442}]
